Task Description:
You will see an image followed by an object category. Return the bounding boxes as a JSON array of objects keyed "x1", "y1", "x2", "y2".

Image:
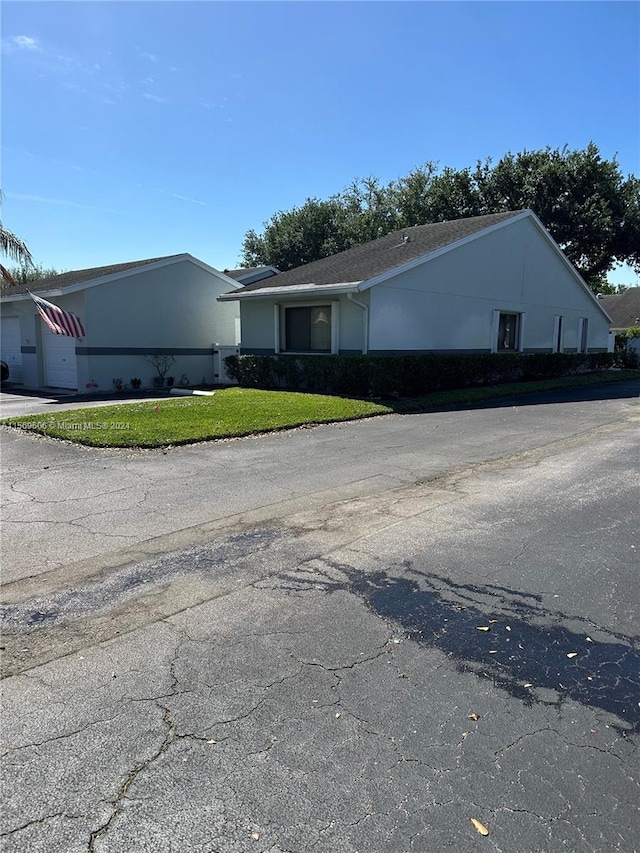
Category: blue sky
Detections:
[{"x1": 2, "y1": 1, "x2": 639, "y2": 283}]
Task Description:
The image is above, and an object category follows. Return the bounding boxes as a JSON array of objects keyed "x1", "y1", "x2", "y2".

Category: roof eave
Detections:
[
  {"x1": 0, "y1": 254, "x2": 243, "y2": 300},
  {"x1": 218, "y1": 281, "x2": 362, "y2": 301}
]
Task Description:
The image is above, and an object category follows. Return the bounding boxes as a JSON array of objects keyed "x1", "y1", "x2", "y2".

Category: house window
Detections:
[
  {"x1": 497, "y1": 312, "x2": 520, "y2": 352},
  {"x1": 553, "y1": 316, "x2": 564, "y2": 353},
  {"x1": 579, "y1": 318, "x2": 589, "y2": 353},
  {"x1": 284, "y1": 306, "x2": 332, "y2": 352}
]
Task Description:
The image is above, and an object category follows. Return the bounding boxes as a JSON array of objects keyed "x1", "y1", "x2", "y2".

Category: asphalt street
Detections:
[{"x1": 1, "y1": 380, "x2": 639, "y2": 852}]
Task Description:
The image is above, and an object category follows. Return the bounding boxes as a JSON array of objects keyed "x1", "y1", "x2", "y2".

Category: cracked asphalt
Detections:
[{"x1": 1, "y1": 380, "x2": 639, "y2": 852}]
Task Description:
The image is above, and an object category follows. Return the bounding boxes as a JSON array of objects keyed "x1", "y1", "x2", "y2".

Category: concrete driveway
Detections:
[
  {"x1": 0, "y1": 386, "x2": 167, "y2": 419},
  {"x1": 1, "y1": 379, "x2": 639, "y2": 852}
]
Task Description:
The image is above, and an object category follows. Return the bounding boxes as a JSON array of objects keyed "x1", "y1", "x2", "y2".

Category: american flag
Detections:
[{"x1": 29, "y1": 291, "x2": 86, "y2": 338}]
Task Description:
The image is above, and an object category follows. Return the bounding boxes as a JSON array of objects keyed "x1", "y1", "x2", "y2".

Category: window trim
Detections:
[
  {"x1": 553, "y1": 315, "x2": 564, "y2": 353},
  {"x1": 578, "y1": 317, "x2": 589, "y2": 353},
  {"x1": 491, "y1": 309, "x2": 524, "y2": 353},
  {"x1": 275, "y1": 301, "x2": 339, "y2": 355}
]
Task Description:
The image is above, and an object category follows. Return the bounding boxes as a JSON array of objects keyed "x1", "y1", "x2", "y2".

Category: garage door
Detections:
[
  {"x1": 1, "y1": 316, "x2": 23, "y2": 384},
  {"x1": 43, "y1": 324, "x2": 78, "y2": 389}
]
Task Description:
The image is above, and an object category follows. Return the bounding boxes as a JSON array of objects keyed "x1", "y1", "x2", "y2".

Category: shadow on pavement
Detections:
[
  {"x1": 388, "y1": 377, "x2": 640, "y2": 415},
  {"x1": 276, "y1": 561, "x2": 640, "y2": 736}
]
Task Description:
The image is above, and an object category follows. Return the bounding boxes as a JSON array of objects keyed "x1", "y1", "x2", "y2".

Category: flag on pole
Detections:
[{"x1": 29, "y1": 291, "x2": 86, "y2": 337}]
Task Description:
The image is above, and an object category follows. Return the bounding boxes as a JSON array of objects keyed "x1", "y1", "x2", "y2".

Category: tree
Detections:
[
  {"x1": 241, "y1": 196, "x2": 352, "y2": 271},
  {"x1": 3, "y1": 263, "x2": 66, "y2": 289},
  {"x1": 0, "y1": 190, "x2": 33, "y2": 268},
  {"x1": 472, "y1": 144, "x2": 640, "y2": 286},
  {"x1": 239, "y1": 144, "x2": 640, "y2": 289}
]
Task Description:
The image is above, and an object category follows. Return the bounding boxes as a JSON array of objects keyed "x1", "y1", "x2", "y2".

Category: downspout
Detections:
[{"x1": 347, "y1": 293, "x2": 368, "y2": 355}]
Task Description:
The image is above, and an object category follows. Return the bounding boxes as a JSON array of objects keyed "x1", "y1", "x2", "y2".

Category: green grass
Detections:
[
  {"x1": 2, "y1": 370, "x2": 638, "y2": 448},
  {"x1": 1, "y1": 388, "x2": 393, "y2": 448}
]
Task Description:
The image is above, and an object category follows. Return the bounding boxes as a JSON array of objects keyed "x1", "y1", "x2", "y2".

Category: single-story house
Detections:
[
  {"x1": 219, "y1": 210, "x2": 613, "y2": 357},
  {"x1": 0, "y1": 255, "x2": 275, "y2": 392},
  {"x1": 600, "y1": 287, "x2": 640, "y2": 356}
]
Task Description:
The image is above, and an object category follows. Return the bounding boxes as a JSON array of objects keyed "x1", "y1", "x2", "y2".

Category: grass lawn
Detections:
[
  {"x1": 2, "y1": 370, "x2": 638, "y2": 448},
  {"x1": 1, "y1": 388, "x2": 393, "y2": 448}
]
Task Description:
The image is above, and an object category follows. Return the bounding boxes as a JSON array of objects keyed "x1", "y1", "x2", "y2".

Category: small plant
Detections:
[
  {"x1": 130, "y1": 377, "x2": 142, "y2": 390},
  {"x1": 112, "y1": 377, "x2": 123, "y2": 391},
  {"x1": 166, "y1": 376, "x2": 175, "y2": 387},
  {"x1": 143, "y1": 353, "x2": 176, "y2": 388}
]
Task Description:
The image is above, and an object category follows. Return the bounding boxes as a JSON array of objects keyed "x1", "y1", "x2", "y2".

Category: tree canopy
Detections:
[
  {"x1": 240, "y1": 144, "x2": 640, "y2": 292},
  {"x1": 1, "y1": 263, "x2": 67, "y2": 290}
]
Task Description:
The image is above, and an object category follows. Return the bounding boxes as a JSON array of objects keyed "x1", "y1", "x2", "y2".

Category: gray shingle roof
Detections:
[
  {"x1": 224, "y1": 268, "x2": 261, "y2": 280},
  {"x1": 235, "y1": 211, "x2": 526, "y2": 293},
  {"x1": 599, "y1": 288, "x2": 640, "y2": 330},
  {"x1": 1, "y1": 254, "x2": 185, "y2": 296}
]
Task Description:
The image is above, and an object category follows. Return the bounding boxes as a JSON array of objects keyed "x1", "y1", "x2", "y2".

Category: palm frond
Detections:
[{"x1": 0, "y1": 222, "x2": 34, "y2": 265}]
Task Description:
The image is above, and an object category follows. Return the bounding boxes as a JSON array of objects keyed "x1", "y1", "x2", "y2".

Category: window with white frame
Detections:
[
  {"x1": 579, "y1": 317, "x2": 589, "y2": 353},
  {"x1": 284, "y1": 305, "x2": 332, "y2": 352},
  {"x1": 496, "y1": 312, "x2": 521, "y2": 352},
  {"x1": 553, "y1": 315, "x2": 564, "y2": 353}
]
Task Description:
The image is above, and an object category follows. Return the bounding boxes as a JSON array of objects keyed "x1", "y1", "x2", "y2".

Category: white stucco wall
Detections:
[
  {"x1": 368, "y1": 216, "x2": 611, "y2": 353},
  {"x1": 1, "y1": 259, "x2": 240, "y2": 392},
  {"x1": 78, "y1": 260, "x2": 239, "y2": 391},
  {"x1": 239, "y1": 300, "x2": 277, "y2": 353}
]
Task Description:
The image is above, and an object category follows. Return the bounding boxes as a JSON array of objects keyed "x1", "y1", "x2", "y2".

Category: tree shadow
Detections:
[
  {"x1": 383, "y1": 376, "x2": 640, "y2": 415},
  {"x1": 274, "y1": 561, "x2": 639, "y2": 735}
]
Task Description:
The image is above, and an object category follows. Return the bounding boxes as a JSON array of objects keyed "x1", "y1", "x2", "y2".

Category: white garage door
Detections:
[
  {"x1": 1, "y1": 316, "x2": 23, "y2": 384},
  {"x1": 43, "y1": 324, "x2": 78, "y2": 389}
]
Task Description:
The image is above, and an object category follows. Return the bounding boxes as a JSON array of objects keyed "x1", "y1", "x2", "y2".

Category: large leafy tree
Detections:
[
  {"x1": 471, "y1": 144, "x2": 639, "y2": 283},
  {"x1": 240, "y1": 144, "x2": 640, "y2": 291}
]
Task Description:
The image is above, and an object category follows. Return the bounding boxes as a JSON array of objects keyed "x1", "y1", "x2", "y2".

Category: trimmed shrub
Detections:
[{"x1": 224, "y1": 352, "x2": 616, "y2": 398}]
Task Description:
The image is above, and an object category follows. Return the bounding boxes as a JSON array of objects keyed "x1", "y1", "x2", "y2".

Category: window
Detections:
[
  {"x1": 553, "y1": 316, "x2": 564, "y2": 353},
  {"x1": 497, "y1": 312, "x2": 520, "y2": 352},
  {"x1": 284, "y1": 306, "x2": 332, "y2": 352},
  {"x1": 579, "y1": 317, "x2": 589, "y2": 353}
]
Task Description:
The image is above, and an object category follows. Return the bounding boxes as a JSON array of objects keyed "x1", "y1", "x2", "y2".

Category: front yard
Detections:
[{"x1": 2, "y1": 370, "x2": 638, "y2": 448}]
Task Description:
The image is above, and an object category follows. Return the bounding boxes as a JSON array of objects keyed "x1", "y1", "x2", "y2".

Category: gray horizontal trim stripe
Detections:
[
  {"x1": 587, "y1": 347, "x2": 608, "y2": 353},
  {"x1": 523, "y1": 348, "x2": 553, "y2": 354},
  {"x1": 338, "y1": 350, "x2": 363, "y2": 356},
  {"x1": 75, "y1": 347, "x2": 213, "y2": 356},
  {"x1": 239, "y1": 348, "x2": 276, "y2": 356},
  {"x1": 21, "y1": 346, "x2": 36, "y2": 354}
]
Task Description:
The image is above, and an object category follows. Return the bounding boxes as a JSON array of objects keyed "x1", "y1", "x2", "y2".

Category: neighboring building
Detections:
[
  {"x1": 219, "y1": 210, "x2": 613, "y2": 358},
  {"x1": 599, "y1": 288, "x2": 640, "y2": 333},
  {"x1": 0, "y1": 254, "x2": 248, "y2": 392},
  {"x1": 600, "y1": 287, "x2": 640, "y2": 357}
]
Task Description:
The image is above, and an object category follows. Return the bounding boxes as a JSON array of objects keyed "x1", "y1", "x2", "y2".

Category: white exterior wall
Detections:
[
  {"x1": 240, "y1": 300, "x2": 278, "y2": 353},
  {"x1": 368, "y1": 217, "x2": 611, "y2": 353},
  {"x1": 80, "y1": 260, "x2": 239, "y2": 391},
  {"x1": 0, "y1": 260, "x2": 239, "y2": 392}
]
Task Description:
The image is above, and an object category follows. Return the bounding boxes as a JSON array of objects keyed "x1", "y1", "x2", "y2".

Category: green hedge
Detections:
[{"x1": 224, "y1": 352, "x2": 616, "y2": 397}]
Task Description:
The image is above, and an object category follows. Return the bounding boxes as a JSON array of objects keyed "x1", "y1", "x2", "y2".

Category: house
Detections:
[
  {"x1": 219, "y1": 210, "x2": 613, "y2": 358},
  {"x1": 0, "y1": 254, "x2": 262, "y2": 392},
  {"x1": 600, "y1": 287, "x2": 640, "y2": 357}
]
